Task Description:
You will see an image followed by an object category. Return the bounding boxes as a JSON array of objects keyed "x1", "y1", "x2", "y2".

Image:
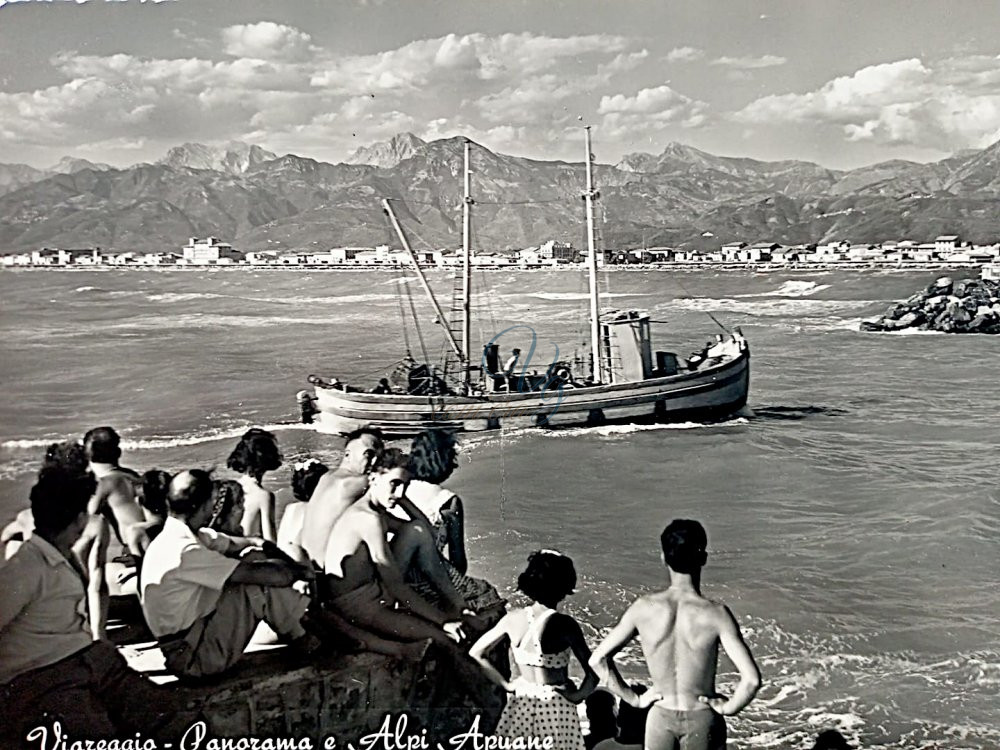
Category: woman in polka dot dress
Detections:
[{"x1": 469, "y1": 550, "x2": 598, "y2": 749}]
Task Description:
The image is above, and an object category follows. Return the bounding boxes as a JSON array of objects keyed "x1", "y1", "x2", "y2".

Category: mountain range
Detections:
[{"x1": 2, "y1": 134, "x2": 1000, "y2": 254}]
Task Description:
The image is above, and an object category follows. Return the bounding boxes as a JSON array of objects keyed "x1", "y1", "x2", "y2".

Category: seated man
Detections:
[
  {"x1": 300, "y1": 428, "x2": 384, "y2": 566},
  {"x1": 0, "y1": 457, "x2": 192, "y2": 743},
  {"x1": 322, "y1": 465, "x2": 466, "y2": 646},
  {"x1": 140, "y1": 470, "x2": 322, "y2": 679}
]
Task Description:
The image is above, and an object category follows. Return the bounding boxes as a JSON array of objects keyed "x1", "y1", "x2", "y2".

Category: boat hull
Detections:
[{"x1": 310, "y1": 339, "x2": 750, "y2": 437}]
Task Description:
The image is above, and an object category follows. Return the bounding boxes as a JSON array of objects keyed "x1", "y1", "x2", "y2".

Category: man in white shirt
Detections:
[
  {"x1": 0, "y1": 457, "x2": 188, "y2": 743},
  {"x1": 141, "y1": 470, "x2": 320, "y2": 680},
  {"x1": 503, "y1": 348, "x2": 521, "y2": 392}
]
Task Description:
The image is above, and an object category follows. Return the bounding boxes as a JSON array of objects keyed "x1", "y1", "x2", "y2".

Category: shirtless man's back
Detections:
[
  {"x1": 300, "y1": 429, "x2": 383, "y2": 565},
  {"x1": 590, "y1": 520, "x2": 761, "y2": 750},
  {"x1": 301, "y1": 465, "x2": 370, "y2": 564}
]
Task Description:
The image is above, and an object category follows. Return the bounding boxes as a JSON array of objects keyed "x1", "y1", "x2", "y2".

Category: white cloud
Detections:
[
  {"x1": 711, "y1": 54, "x2": 787, "y2": 69},
  {"x1": 666, "y1": 46, "x2": 704, "y2": 63},
  {"x1": 0, "y1": 30, "x2": 653, "y2": 164},
  {"x1": 733, "y1": 56, "x2": 1000, "y2": 150},
  {"x1": 597, "y1": 85, "x2": 708, "y2": 137},
  {"x1": 310, "y1": 32, "x2": 632, "y2": 95},
  {"x1": 601, "y1": 50, "x2": 650, "y2": 75},
  {"x1": 221, "y1": 22, "x2": 315, "y2": 62}
]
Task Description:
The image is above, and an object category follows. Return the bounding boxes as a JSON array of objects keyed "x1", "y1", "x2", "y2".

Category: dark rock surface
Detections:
[{"x1": 861, "y1": 275, "x2": 1000, "y2": 333}]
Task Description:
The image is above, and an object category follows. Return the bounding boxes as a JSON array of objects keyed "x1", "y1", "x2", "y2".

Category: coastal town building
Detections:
[
  {"x1": 181, "y1": 237, "x2": 243, "y2": 264},
  {"x1": 8, "y1": 232, "x2": 1000, "y2": 269}
]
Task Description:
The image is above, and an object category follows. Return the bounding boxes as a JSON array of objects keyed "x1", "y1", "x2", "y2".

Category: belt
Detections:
[{"x1": 156, "y1": 624, "x2": 193, "y2": 645}]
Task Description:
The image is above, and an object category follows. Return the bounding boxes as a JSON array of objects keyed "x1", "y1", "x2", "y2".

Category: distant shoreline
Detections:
[{"x1": 0, "y1": 261, "x2": 989, "y2": 274}]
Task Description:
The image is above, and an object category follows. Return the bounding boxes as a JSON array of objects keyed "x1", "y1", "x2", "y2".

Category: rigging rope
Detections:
[{"x1": 402, "y1": 268, "x2": 431, "y2": 363}]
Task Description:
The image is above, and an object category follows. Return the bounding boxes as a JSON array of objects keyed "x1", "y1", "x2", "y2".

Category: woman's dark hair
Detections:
[
  {"x1": 408, "y1": 429, "x2": 458, "y2": 484},
  {"x1": 517, "y1": 549, "x2": 577, "y2": 607},
  {"x1": 31, "y1": 459, "x2": 96, "y2": 535},
  {"x1": 41, "y1": 440, "x2": 89, "y2": 475},
  {"x1": 660, "y1": 519, "x2": 708, "y2": 575},
  {"x1": 584, "y1": 690, "x2": 617, "y2": 744},
  {"x1": 226, "y1": 428, "x2": 282, "y2": 475},
  {"x1": 139, "y1": 469, "x2": 172, "y2": 517},
  {"x1": 208, "y1": 479, "x2": 244, "y2": 531},
  {"x1": 291, "y1": 459, "x2": 329, "y2": 502}
]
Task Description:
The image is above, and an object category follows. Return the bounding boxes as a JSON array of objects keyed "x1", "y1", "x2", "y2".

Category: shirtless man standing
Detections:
[
  {"x1": 79, "y1": 427, "x2": 146, "y2": 639},
  {"x1": 589, "y1": 519, "x2": 761, "y2": 750},
  {"x1": 322, "y1": 466, "x2": 465, "y2": 645}
]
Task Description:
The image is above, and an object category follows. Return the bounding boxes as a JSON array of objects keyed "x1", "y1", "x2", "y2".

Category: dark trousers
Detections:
[{"x1": 0, "y1": 641, "x2": 196, "y2": 747}]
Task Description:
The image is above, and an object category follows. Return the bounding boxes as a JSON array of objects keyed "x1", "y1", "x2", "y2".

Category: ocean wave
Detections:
[
  {"x1": 522, "y1": 291, "x2": 653, "y2": 301},
  {"x1": 735, "y1": 280, "x2": 831, "y2": 298},
  {"x1": 1, "y1": 422, "x2": 314, "y2": 454},
  {"x1": 664, "y1": 297, "x2": 877, "y2": 318}
]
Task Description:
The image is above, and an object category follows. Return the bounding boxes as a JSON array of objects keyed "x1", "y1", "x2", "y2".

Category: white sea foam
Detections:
[
  {"x1": 1, "y1": 422, "x2": 313, "y2": 453},
  {"x1": 735, "y1": 280, "x2": 831, "y2": 298},
  {"x1": 664, "y1": 297, "x2": 877, "y2": 318},
  {"x1": 544, "y1": 418, "x2": 749, "y2": 439},
  {"x1": 73, "y1": 285, "x2": 100, "y2": 293},
  {"x1": 522, "y1": 291, "x2": 652, "y2": 301}
]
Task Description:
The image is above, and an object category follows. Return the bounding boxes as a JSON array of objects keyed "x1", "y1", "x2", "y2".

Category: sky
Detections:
[{"x1": 2, "y1": 0, "x2": 1000, "y2": 171}]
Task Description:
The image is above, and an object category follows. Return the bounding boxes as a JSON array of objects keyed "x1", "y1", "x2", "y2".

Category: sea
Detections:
[{"x1": 1, "y1": 267, "x2": 998, "y2": 749}]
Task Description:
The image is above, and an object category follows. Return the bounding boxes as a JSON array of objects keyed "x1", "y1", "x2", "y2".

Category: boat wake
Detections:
[
  {"x1": 544, "y1": 418, "x2": 749, "y2": 439},
  {"x1": 750, "y1": 405, "x2": 848, "y2": 421}
]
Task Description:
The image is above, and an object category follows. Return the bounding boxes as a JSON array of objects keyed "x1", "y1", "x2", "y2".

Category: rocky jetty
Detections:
[{"x1": 861, "y1": 275, "x2": 1000, "y2": 333}]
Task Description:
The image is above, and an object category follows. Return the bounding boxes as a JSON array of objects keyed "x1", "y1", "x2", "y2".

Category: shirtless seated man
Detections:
[
  {"x1": 300, "y1": 428, "x2": 466, "y2": 615},
  {"x1": 322, "y1": 465, "x2": 466, "y2": 646},
  {"x1": 589, "y1": 519, "x2": 762, "y2": 750}
]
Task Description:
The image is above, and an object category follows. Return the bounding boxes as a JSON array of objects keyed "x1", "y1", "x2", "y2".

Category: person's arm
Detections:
[
  {"x1": 554, "y1": 615, "x2": 599, "y2": 704},
  {"x1": 364, "y1": 519, "x2": 459, "y2": 636},
  {"x1": 71, "y1": 515, "x2": 110, "y2": 640},
  {"x1": 226, "y1": 558, "x2": 301, "y2": 587},
  {"x1": 440, "y1": 496, "x2": 467, "y2": 575},
  {"x1": 261, "y1": 490, "x2": 276, "y2": 543},
  {"x1": 699, "y1": 605, "x2": 761, "y2": 716},
  {"x1": 467, "y1": 615, "x2": 515, "y2": 692},
  {"x1": 588, "y1": 603, "x2": 657, "y2": 707}
]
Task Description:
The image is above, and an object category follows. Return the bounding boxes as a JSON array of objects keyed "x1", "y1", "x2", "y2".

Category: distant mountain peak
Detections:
[
  {"x1": 48, "y1": 156, "x2": 112, "y2": 174},
  {"x1": 158, "y1": 141, "x2": 277, "y2": 174},
  {"x1": 346, "y1": 132, "x2": 427, "y2": 168}
]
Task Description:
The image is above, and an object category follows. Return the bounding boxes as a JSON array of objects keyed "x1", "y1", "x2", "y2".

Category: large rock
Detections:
[{"x1": 864, "y1": 274, "x2": 1000, "y2": 334}]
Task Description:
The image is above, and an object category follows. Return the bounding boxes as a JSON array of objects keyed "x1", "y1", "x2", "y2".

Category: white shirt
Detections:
[
  {"x1": 0, "y1": 535, "x2": 92, "y2": 684},
  {"x1": 139, "y1": 517, "x2": 239, "y2": 638},
  {"x1": 503, "y1": 354, "x2": 519, "y2": 375},
  {"x1": 389, "y1": 480, "x2": 455, "y2": 526}
]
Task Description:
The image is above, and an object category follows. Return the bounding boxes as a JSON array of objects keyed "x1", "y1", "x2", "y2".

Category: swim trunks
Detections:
[{"x1": 645, "y1": 705, "x2": 726, "y2": 750}]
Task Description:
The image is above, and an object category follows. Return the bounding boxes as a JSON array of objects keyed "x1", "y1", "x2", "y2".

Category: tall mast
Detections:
[
  {"x1": 461, "y1": 140, "x2": 473, "y2": 391},
  {"x1": 583, "y1": 126, "x2": 603, "y2": 383},
  {"x1": 382, "y1": 198, "x2": 464, "y2": 360}
]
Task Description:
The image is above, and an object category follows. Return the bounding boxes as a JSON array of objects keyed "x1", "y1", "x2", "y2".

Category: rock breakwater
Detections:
[{"x1": 861, "y1": 275, "x2": 1000, "y2": 333}]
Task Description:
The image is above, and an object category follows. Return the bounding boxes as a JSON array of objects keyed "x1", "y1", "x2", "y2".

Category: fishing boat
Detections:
[{"x1": 299, "y1": 128, "x2": 750, "y2": 436}]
